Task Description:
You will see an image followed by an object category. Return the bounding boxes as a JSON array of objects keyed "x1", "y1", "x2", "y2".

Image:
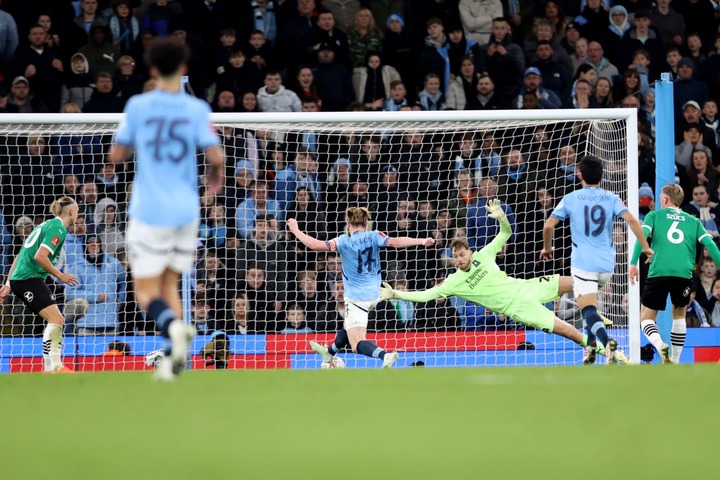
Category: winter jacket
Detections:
[
  {"x1": 93, "y1": 198, "x2": 125, "y2": 256},
  {"x1": 352, "y1": 65, "x2": 401, "y2": 104},
  {"x1": 459, "y1": 0, "x2": 503, "y2": 44},
  {"x1": 257, "y1": 85, "x2": 301, "y2": 112},
  {"x1": 480, "y1": 35, "x2": 524, "y2": 102},
  {"x1": 60, "y1": 53, "x2": 94, "y2": 111}
]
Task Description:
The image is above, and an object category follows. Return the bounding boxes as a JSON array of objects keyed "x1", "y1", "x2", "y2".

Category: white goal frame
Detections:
[{"x1": 0, "y1": 109, "x2": 640, "y2": 365}]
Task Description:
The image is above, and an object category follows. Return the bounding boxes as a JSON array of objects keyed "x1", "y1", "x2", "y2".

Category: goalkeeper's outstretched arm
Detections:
[
  {"x1": 381, "y1": 282, "x2": 443, "y2": 303},
  {"x1": 287, "y1": 218, "x2": 331, "y2": 251},
  {"x1": 483, "y1": 199, "x2": 512, "y2": 255}
]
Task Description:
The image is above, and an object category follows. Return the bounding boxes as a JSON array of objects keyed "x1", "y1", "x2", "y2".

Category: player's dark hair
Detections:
[
  {"x1": 578, "y1": 155, "x2": 603, "y2": 185},
  {"x1": 662, "y1": 184, "x2": 684, "y2": 207},
  {"x1": 145, "y1": 38, "x2": 190, "y2": 78},
  {"x1": 450, "y1": 238, "x2": 470, "y2": 251},
  {"x1": 346, "y1": 207, "x2": 371, "y2": 226},
  {"x1": 50, "y1": 196, "x2": 76, "y2": 216}
]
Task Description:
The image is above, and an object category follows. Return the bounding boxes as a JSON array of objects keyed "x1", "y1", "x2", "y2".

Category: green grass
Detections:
[{"x1": 1, "y1": 365, "x2": 718, "y2": 480}]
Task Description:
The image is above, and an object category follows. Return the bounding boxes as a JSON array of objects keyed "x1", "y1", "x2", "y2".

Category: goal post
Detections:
[{"x1": 0, "y1": 109, "x2": 640, "y2": 371}]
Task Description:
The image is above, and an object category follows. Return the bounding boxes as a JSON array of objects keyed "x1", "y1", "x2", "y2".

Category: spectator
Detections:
[
  {"x1": 466, "y1": 177, "x2": 516, "y2": 251},
  {"x1": 704, "y1": 278, "x2": 720, "y2": 326},
  {"x1": 74, "y1": 0, "x2": 107, "y2": 37},
  {"x1": 216, "y1": 49, "x2": 264, "y2": 103},
  {"x1": 682, "y1": 184, "x2": 720, "y2": 238},
  {"x1": 569, "y1": 36, "x2": 588, "y2": 72},
  {"x1": 352, "y1": 52, "x2": 401, "y2": 110},
  {"x1": 288, "y1": 270, "x2": 328, "y2": 330},
  {"x1": 213, "y1": 90, "x2": 237, "y2": 113},
  {"x1": 481, "y1": 17, "x2": 525, "y2": 103},
  {"x1": 695, "y1": 257, "x2": 719, "y2": 309},
  {"x1": 675, "y1": 121, "x2": 713, "y2": 171},
  {"x1": 78, "y1": 23, "x2": 121, "y2": 76},
  {"x1": 564, "y1": 78, "x2": 597, "y2": 108},
  {"x1": 514, "y1": 67, "x2": 561, "y2": 109},
  {"x1": 239, "y1": 214, "x2": 287, "y2": 290},
  {"x1": 312, "y1": 42, "x2": 355, "y2": 111},
  {"x1": 446, "y1": 55, "x2": 480, "y2": 110},
  {"x1": 251, "y1": 0, "x2": 277, "y2": 46},
  {"x1": 0, "y1": 2, "x2": 18, "y2": 70},
  {"x1": 93, "y1": 197, "x2": 125, "y2": 257},
  {"x1": 64, "y1": 214, "x2": 87, "y2": 269},
  {"x1": 701, "y1": 99, "x2": 720, "y2": 146},
  {"x1": 383, "y1": 79, "x2": 409, "y2": 111},
  {"x1": 243, "y1": 265, "x2": 277, "y2": 331},
  {"x1": 141, "y1": 0, "x2": 180, "y2": 37},
  {"x1": 547, "y1": 144, "x2": 582, "y2": 198},
  {"x1": 585, "y1": 40, "x2": 619, "y2": 85},
  {"x1": 225, "y1": 293, "x2": 254, "y2": 334},
  {"x1": 593, "y1": 76, "x2": 613, "y2": 107},
  {"x1": 465, "y1": 72, "x2": 510, "y2": 110},
  {"x1": 650, "y1": 0, "x2": 684, "y2": 49},
  {"x1": 247, "y1": 30, "x2": 277, "y2": 73},
  {"x1": 685, "y1": 288, "x2": 712, "y2": 327},
  {"x1": 414, "y1": 278, "x2": 462, "y2": 330},
  {"x1": 446, "y1": 24, "x2": 483, "y2": 79},
  {"x1": 574, "y1": 0, "x2": 610, "y2": 43},
  {"x1": 113, "y1": 55, "x2": 144, "y2": 103},
  {"x1": 523, "y1": 18, "x2": 573, "y2": 75},
  {"x1": 620, "y1": 9, "x2": 665, "y2": 70},
  {"x1": 4, "y1": 76, "x2": 49, "y2": 113},
  {"x1": 542, "y1": 1, "x2": 568, "y2": 39},
  {"x1": 381, "y1": 12, "x2": 414, "y2": 92},
  {"x1": 458, "y1": 0, "x2": 502, "y2": 45},
  {"x1": 95, "y1": 162, "x2": 121, "y2": 202},
  {"x1": 109, "y1": 0, "x2": 139, "y2": 55},
  {"x1": 257, "y1": 70, "x2": 302, "y2": 112},
  {"x1": 348, "y1": 8, "x2": 383, "y2": 69},
  {"x1": 190, "y1": 294, "x2": 214, "y2": 334},
  {"x1": 418, "y1": 73, "x2": 446, "y2": 110},
  {"x1": 35, "y1": 13, "x2": 60, "y2": 55},
  {"x1": 239, "y1": 91, "x2": 260, "y2": 112},
  {"x1": 10, "y1": 216, "x2": 33, "y2": 258},
  {"x1": 195, "y1": 248, "x2": 231, "y2": 317},
  {"x1": 281, "y1": 303, "x2": 313, "y2": 334},
  {"x1": 685, "y1": 33, "x2": 707, "y2": 75},
  {"x1": 674, "y1": 58, "x2": 709, "y2": 124},
  {"x1": 60, "y1": 53, "x2": 93, "y2": 111},
  {"x1": 678, "y1": 100, "x2": 718, "y2": 158},
  {"x1": 495, "y1": 148, "x2": 539, "y2": 213},
  {"x1": 236, "y1": 180, "x2": 282, "y2": 239},
  {"x1": 603, "y1": 5, "x2": 630, "y2": 64},
  {"x1": 302, "y1": 10, "x2": 351, "y2": 68},
  {"x1": 446, "y1": 168, "x2": 478, "y2": 230},
  {"x1": 82, "y1": 72, "x2": 124, "y2": 113},
  {"x1": 418, "y1": 17, "x2": 450, "y2": 94},
  {"x1": 325, "y1": 157, "x2": 352, "y2": 215},
  {"x1": 674, "y1": 0, "x2": 716, "y2": 49},
  {"x1": 65, "y1": 235, "x2": 127, "y2": 336},
  {"x1": 199, "y1": 203, "x2": 228, "y2": 250},
  {"x1": 275, "y1": 147, "x2": 321, "y2": 213},
  {"x1": 171, "y1": 22, "x2": 211, "y2": 99},
  {"x1": 684, "y1": 148, "x2": 717, "y2": 196},
  {"x1": 12, "y1": 24, "x2": 63, "y2": 112},
  {"x1": 532, "y1": 39, "x2": 570, "y2": 99}
]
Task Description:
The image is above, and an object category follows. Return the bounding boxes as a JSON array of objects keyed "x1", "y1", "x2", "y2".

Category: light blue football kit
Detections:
[{"x1": 328, "y1": 231, "x2": 389, "y2": 302}]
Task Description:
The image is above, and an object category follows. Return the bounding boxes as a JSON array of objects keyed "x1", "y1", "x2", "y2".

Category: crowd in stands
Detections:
[{"x1": 1, "y1": 0, "x2": 720, "y2": 336}]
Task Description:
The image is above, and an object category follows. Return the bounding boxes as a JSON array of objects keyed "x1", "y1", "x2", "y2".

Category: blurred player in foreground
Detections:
[
  {"x1": 0, "y1": 196, "x2": 80, "y2": 372},
  {"x1": 288, "y1": 207, "x2": 434, "y2": 368},
  {"x1": 380, "y1": 199, "x2": 625, "y2": 362},
  {"x1": 109, "y1": 38, "x2": 224, "y2": 381},
  {"x1": 630, "y1": 184, "x2": 720, "y2": 363},
  {"x1": 542, "y1": 156, "x2": 652, "y2": 364}
]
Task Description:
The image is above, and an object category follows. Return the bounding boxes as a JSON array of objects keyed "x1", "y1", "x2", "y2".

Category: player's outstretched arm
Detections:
[
  {"x1": 484, "y1": 199, "x2": 512, "y2": 255},
  {"x1": 287, "y1": 218, "x2": 331, "y2": 251},
  {"x1": 540, "y1": 217, "x2": 560, "y2": 260},
  {"x1": 380, "y1": 282, "x2": 442, "y2": 303},
  {"x1": 386, "y1": 236, "x2": 435, "y2": 248},
  {"x1": 622, "y1": 211, "x2": 653, "y2": 260}
]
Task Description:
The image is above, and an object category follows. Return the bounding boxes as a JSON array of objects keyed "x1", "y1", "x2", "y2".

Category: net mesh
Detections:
[{"x1": 0, "y1": 115, "x2": 631, "y2": 372}]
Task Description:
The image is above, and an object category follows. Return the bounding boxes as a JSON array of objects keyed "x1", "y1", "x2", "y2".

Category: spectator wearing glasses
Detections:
[{"x1": 113, "y1": 55, "x2": 144, "y2": 102}]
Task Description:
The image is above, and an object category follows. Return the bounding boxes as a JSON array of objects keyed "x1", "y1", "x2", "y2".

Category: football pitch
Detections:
[{"x1": 1, "y1": 365, "x2": 718, "y2": 480}]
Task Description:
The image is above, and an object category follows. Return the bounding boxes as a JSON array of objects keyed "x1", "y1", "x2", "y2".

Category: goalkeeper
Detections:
[{"x1": 381, "y1": 199, "x2": 608, "y2": 354}]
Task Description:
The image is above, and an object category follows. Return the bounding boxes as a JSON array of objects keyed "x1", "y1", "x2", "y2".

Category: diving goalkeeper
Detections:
[{"x1": 381, "y1": 199, "x2": 619, "y2": 356}]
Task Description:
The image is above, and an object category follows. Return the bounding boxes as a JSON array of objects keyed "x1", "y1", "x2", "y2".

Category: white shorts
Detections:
[
  {"x1": 571, "y1": 268, "x2": 612, "y2": 298},
  {"x1": 127, "y1": 219, "x2": 199, "y2": 279},
  {"x1": 343, "y1": 298, "x2": 379, "y2": 330}
]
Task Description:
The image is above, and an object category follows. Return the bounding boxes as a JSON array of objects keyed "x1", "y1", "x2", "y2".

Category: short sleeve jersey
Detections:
[
  {"x1": 113, "y1": 90, "x2": 220, "y2": 227},
  {"x1": 328, "y1": 231, "x2": 389, "y2": 302},
  {"x1": 11, "y1": 218, "x2": 67, "y2": 281},
  {"x1": 551, "y1": 186, "x2": 628, "y2": 273},
  {"x1": 643, "y1": 208, "x2": 709, "y2": 279}
]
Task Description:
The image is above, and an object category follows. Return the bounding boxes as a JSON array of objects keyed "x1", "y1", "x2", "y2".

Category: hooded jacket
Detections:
[
  {"x1": 256, "y1": 85, "x2": 302, "y2": 112},
  {"x1": 93, "y1": 198, "x2": 125, "y2": 256},
  {"x1": 61, "y1": 53, "x2": 94, "y2": 111}
]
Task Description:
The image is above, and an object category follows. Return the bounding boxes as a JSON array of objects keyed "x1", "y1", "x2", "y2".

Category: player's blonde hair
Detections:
[
  {"x1": 49, "y1": 196, "x2": 76, "y2": 216},
  {"x1": 346, "y1": 207, "x2": 372, "y2": 226},
  {"x1": 662, "y1": 184, "x2": 683, "y2": 207}
]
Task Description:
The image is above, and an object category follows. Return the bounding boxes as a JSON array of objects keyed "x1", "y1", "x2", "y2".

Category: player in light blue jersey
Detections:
[
  {"x1": 288, "y1": 207, "x2": 435, "y2": 368},
  {"x1": 109, "y1": 38, "x2": 224, "y2": 381},
  {"x1": 541, "y1": 156, "x2": 653, "y2": 364}
]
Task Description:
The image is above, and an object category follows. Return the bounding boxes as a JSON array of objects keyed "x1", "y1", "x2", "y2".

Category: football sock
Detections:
[
  {"x1": 582, "y1": 306, "x2": 609, "y2": 347},
  {"x1": 356, "y1": 340, "x2": 386, "y2": 360},
  {"x1": 641, "y1": 319, "x2": 665, "y2": 352},
  {"x1": 670, "y1": 318, "x2": 687, "y2": 363},
  {"x1": 148, "y1": 299, "x2": 177, "y2": 355},
  {"x1": 43, "y1": 323, "x2": 63, "y2": 372},
  {"x1": 328, "y1": 329, "x2": 349, "y2": 356}
]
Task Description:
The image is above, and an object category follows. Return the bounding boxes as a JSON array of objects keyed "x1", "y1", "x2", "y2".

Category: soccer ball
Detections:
[
  {"x1": 145, "y1": 349, "x2": 165, "y2": 369},
  {"x1": 320, "y1": 356, "x2": 346, "y2": 369}
]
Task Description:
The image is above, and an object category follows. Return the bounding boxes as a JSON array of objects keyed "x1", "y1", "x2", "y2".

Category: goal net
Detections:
[{"x1": 0, "y1": 110, "x2": 639, "y2": 372}]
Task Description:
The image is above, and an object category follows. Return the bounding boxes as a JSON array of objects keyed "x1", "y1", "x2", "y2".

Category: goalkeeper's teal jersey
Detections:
[{"x1": 429, "y1": 246, "x2": 518, "y2": 315}]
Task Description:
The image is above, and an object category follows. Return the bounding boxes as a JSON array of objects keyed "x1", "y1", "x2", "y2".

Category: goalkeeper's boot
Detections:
[
  {"x1": 168, "y1": 320, "x2": 196, "y2": 375},
  {"x1": 309, "y1": 341, "x2": 333, "y2": 363},
  {"x1": 659, "y1": 343, "x2": 673, "y2": 364},
  {"x1": 582, "y1": 345, "x2": 597, "y2": 365},
  {"x1": 381, "y1": 351, "x2": 399, "y2": 368},
  {"x1": 606, "y1": 339, "x2": 619, "y2": 365},
  {"x1": 613, "y1": 348, "x2": 632, "y2": 365}
]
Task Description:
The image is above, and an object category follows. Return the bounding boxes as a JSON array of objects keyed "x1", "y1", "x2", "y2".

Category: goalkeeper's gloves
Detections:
[
  {"x1": 380, "y1": 282, "x2": 398, "y2": 301},
  {"x1": 485, "y1": 198, "x2": 506, "y2": 220}
]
